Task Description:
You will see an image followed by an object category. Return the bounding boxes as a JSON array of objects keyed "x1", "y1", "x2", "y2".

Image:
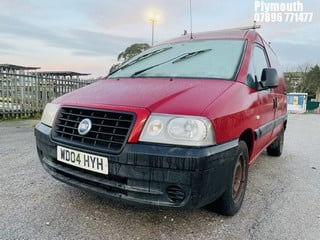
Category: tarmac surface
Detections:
[{"x1": 0, "y1": 114, "x2": 319, "y2": 240}]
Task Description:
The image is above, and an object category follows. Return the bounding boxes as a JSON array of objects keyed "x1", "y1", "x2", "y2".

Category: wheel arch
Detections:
[
  {"x1": 239, "y1": 129, "x2": 254, "y2": 159},
  {"x1": 284, "y1": 119, "x2": 287, "y2": 131}
]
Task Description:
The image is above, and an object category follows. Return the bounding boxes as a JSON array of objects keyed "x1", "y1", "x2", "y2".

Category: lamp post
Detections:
[{"x1": 148, "y1": 12, "x2": 160, "y2": 46}]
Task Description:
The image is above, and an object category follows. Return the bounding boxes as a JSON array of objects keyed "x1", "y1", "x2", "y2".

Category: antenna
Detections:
[{"x1": 189, "y1": 0, "x2": 193, "y2": 39}]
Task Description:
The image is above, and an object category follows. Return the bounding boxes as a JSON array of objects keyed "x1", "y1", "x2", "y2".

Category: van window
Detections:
[
  {"x1": 246, "y1": 45, "x2": 269, "y2": 88},
  {"x1": 109, "y1": 40, "x2": 245, "y2": 80},
  {"x1": 265, "y1": 43, "x2": 284, "y2": 79},
  {"x1": 265, "y1": 43, "x2": 279, "y2": 68}
]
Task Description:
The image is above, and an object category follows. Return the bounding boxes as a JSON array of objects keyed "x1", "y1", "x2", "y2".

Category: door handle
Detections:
[{"x1": 273, "y1": 97, "x2": 278, "y2": 109}]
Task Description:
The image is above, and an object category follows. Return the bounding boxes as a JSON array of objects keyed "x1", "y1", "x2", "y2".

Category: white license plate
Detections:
[{"x1": 57, "y1": 146, "x2": 108, "y2": 175}]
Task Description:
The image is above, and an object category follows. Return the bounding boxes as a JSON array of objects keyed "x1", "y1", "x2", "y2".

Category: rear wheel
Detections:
[
  {"x1": 267, "y1": 128, "x2": 284, "y2": 157},
  {"x1": 212, "y1": 140, "x2": 249, "y2": 216}
]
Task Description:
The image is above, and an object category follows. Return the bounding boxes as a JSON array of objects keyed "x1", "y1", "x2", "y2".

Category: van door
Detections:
[
  {"x1": 248, "y1": 44, "x2": 275, "y2": 155},
  {"x1": 265, "y1": 44, "x2": 286, "y2": 141}
]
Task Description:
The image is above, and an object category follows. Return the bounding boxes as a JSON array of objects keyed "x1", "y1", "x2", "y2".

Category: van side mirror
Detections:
[{"x1": 261, "y1": 68, "x2": 279, "y2": 88}]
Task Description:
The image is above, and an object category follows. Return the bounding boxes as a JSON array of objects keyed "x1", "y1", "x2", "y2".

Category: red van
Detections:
[{"x1": 35, "y1": 29, "x2": 287, "y2": 216}]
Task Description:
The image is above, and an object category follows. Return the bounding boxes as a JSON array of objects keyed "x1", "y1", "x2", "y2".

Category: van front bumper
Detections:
[{"x1": 35, "y1": 122, "x2": 238, "y2": 209}]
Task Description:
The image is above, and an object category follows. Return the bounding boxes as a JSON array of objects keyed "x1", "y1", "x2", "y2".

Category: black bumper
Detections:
[{"x1": 35, "y1": 122, "x2": 238, "y2": 209}]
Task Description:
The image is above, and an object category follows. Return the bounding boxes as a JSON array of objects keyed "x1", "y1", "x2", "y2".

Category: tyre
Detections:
[
  {"x1": 267, "y1": 128, "x2": 284, "y2": 157},
  {"x1": 211, "y1": 140, "x2": 249, "y2": 216}
]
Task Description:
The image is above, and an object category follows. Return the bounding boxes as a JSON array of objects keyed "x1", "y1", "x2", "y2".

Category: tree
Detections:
[
  {"x1": 284, "y1": 72, "x2": 302, "y2": 93},
  {"x1": 109, "y1": 43, "x2": 150, "y2": 73},
  {"x1": 117, "y1": 43, "x2": 150, "y2": 62},
  {"x1": 109, "y1": 63, "x2": 121, "y2": 74},
  {"x1": 298, "y1": 64, "x2": 320, "y2": 99}
]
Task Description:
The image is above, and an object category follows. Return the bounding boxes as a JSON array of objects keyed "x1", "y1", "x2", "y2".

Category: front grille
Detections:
[{"x1": 52, "y1": 107, "x2": 135, "y2": 154}]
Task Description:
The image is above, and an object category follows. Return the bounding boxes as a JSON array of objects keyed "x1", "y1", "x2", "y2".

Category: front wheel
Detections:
[{"x1": 212, "y1": 140, "x2": 249, "y2": 216}]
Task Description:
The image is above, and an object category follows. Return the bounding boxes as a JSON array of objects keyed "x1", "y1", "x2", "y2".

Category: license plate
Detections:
[{"x1": 57, "y1": 146, "x2": 108, "y2": 175}]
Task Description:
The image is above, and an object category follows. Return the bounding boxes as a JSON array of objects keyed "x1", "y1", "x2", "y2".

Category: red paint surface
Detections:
[{"x1": 52, "y1": 29, "x2": 287, "y2": 165}]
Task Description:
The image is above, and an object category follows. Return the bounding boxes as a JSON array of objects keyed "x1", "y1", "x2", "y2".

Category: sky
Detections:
[{"x1": 0, "y1": 0, "x2": 319, "y2": 78}]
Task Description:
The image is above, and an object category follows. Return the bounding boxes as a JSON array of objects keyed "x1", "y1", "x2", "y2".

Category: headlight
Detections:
[
  {"x1": 41, "y1": 103, "x2": 60, "y2": 127},
  {"x1": 139, "y1": 114, "x2": 215, "y2": 146}
]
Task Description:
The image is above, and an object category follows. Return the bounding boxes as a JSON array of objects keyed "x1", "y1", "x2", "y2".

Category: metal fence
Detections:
[{"x1": 0, "y1": 72, "x2": 96, "y2": 119}]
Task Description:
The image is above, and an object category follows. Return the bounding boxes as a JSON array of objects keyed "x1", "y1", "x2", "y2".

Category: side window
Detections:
[
  {"x1": 246, "y1": 45, "x2": 269, "y2": 88},
  {"x1": 247, "y1": 60, "x2": 256, "y2": 88}
]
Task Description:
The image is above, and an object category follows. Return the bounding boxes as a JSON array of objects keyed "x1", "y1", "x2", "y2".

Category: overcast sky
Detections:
[{"x1": 0, "y1": 0, "x2": 319, "y2": 77}]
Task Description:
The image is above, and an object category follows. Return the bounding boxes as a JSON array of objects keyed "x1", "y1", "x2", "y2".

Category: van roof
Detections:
[{"x1": 161, "y1": 29, "x2": 260, "y2": 44}]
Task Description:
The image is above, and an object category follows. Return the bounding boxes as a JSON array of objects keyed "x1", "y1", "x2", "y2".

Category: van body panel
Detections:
[{"x1": 35, "y1": 29, "x2": 287, "y2": 213}]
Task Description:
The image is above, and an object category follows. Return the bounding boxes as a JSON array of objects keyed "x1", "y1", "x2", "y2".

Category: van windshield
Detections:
[{"x1": 108, "y1": 39, "x2": 245, "y2": 80}]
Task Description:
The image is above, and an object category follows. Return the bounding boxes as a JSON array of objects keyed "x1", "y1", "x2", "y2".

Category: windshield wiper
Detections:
[
  {"x1": 172, "y1": 49, "x2": 212, "y2": 64},
  {"x1": 134, "y1": 47, "x2": 172, "y2": 63},
  {"x1": 130, "y1": 61, "x2": 170, "y2": 77},
  {"x1": 130, "y1": 49, "x2": 212, "y2": 77},
  {"x1": 130, "y1": 53, "x2": 187, "y2": 77},
  {"x1": 108, "y1": 47, "x2": 172, "y2": 76}
]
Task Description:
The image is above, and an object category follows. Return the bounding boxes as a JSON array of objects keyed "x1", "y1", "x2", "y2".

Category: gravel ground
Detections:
[{"x1": 0, "y1": 114, "x2": 319, "y2": 240}]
